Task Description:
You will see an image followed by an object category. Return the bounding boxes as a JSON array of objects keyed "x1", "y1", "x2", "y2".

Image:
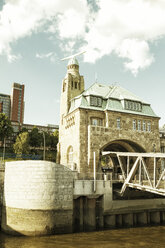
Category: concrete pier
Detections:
[
  {"x1": 123, "y1": 213, "x2": 133, "y2": 227},
  {"x1": 137, "y1": 212, "x2": 148, "y2": 226},
  {"x1": 1, "y1": 161, "x2": 74, "y2": 236},
  {"x1": 1, "y1": 160, "x2": 165, "y2": 236},
  {"x1": 104, "y1": 215, "x2": 116, "y2": 228},
  {"x1": 84, "y1": 198, "x2": 96, "y2": 231},
  {"x1": 116, "y1": 214, "x2": 122, "y2": 227},
  {"x1": 150, "y1": 211, "x2": 160, "y2": 225}
]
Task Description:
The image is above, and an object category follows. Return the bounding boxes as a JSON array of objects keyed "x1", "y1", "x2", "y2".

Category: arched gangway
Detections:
[{"x1": 102, "y1": 151, "x2": 165, "y2": 196}]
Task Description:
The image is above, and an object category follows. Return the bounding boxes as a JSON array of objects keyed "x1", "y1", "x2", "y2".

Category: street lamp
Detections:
[
  {"x1": 43, "y1": 132, "x2": 46, "y2": 160},
  {"x1": 2, "y1": 126, "x2": 7, "y2": 161},
  {"x1": 2, "y1": 137, "x2": 6, "y2": 161}
]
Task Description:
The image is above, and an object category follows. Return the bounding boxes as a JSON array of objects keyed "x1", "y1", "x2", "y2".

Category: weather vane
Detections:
[{"x1": 61, "y1": 51, "x2": 86, "y2": 61}]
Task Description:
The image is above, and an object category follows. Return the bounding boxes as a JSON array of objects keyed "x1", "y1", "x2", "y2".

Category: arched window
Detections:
[{"x1": 67, "y1": 146, "x2": 73, "y2": 164}]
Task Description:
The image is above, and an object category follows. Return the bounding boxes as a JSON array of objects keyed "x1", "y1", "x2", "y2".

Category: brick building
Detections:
[
  {"x1": 10, "y1": 83, "x2": 24, "y2": 124},
  {"x1": 0, "y1": 94, "x2": 11, "y2": 118},
  {"x1": 0, "y1": 83, "x2": 24, "y2": 124},
  {"x1": 57, "y1": 58, "x2": 161, "y2": 174}
]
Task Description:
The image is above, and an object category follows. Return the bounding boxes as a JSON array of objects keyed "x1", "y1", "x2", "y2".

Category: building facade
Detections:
[
  {"x1": 57, "y1": 58, "x2": 161, "y2": 174},
  {"x1": 10, "y1": 83, "x2": 25, "y2": 124},
  {"x1": 0, "y1": 94, "x2": 11, "y2": 118},
  {"x1": 11, "y1": 122, "x2": 59, "y2": 134},
  {"x1": 0, "y1": 83, "x2": 25, "y2": 124},
  {"x1": 160, "y1": 126, "x2": 165, "y2": 153}
]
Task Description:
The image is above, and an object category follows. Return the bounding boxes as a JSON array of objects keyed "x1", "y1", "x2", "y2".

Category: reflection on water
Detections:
[{"x1": 1, "y1": 226, "x2": 165, "y2": 248}]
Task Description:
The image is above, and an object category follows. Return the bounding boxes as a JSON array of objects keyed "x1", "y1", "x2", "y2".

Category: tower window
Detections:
[
  {"x1": 67, "y1": 146, "x2": 73, "y2": 164},
  {"x1": 91, "y1": 118, "x2": 103, "y2": 126},
  {"x1": 133, "y1": 120, "x2": 136, "y2": 130},
  {"x1": 143, "y1": 121, "x2": 146, "y2": 132},
  {"x1": 117, "y1": 118, "x2": 121, "y2": 129},
  {"x1": 124, "y1": 100, "x2": 142, "y2": 112},
  {"x1": 161, "y1": 146, "x2": 165, "y2": 153},
  {"x1": 90, "y1": 96, "x2": 102, "y2": 107},
  {"x1": 71, "y1": 81, "x2": 73, "y2": 89},
  {"x1": 147, "y1": 121, "x2": 151, "y2": 132},
  {"x1": 75, "y1": 82, "x2": 77, "y2": 89},
  {"x1": 97, "y1": 97, "x2": 102, "y2": 107},
  {"x1": 138, "y1": 120, "x2": 141, "y2": 131}
]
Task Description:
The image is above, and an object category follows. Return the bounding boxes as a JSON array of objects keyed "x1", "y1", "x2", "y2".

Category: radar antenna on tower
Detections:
[{"x1": 61, "y1": 51, "x2": 86, "y2": 61}]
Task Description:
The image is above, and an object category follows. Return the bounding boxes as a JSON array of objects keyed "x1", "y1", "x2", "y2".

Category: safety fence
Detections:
[{"x1": 0, "y1": 153, "x2": 42, "y2": 161}]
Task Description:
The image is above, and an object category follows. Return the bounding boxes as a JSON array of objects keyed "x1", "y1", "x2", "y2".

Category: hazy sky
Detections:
[{"x1": 0, "y1": 0, "x2": 165, "y2": 127}]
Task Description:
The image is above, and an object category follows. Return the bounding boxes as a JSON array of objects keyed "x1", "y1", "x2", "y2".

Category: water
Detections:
[{"x1": 1, "y1": 226, "x2": 165, "y2": 248}]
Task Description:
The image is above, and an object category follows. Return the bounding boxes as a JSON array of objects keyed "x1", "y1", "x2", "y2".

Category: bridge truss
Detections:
[{"x1": 102, "y1": 151, "x2": 165, "y2": 196}]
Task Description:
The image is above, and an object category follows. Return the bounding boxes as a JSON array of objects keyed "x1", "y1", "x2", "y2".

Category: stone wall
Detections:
[
  {"x1": 77, "y1": 109, "x2": 160, "y2": 173},
  {"x1": 2, "y1": 160, "x2": 74, "y2": 236},
  {"x1": 59, "y1": 109, "x2": 81, "y2": 172},
  {"x1": 160, "y1": 136, "x2": 165, "y2": 152},
  {"x1": 58, "y1": 105, "x2": 160, "y2": 175},
  {"x1": 0, "y1": 162, "x2": 5, "y2": 224}
]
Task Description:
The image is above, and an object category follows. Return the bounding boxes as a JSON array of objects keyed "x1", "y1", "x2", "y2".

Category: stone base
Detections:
[{"x1": 1, "y1": 206, "x2": 73, "y2": 236}]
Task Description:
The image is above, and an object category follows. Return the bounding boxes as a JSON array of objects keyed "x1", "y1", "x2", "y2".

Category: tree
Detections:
[
  {"x1": 29, "y1": 127, "x2": 42, "y2": 147},
  {"x1": 13, "y1": 132, "x2": 30, "y2": 155},
  {"x1": 20, "y1": 127, "x2": 28, "y2": 133},
  {"x1": 51, "y1": 130, "x2": 59, "y2": 148},
  {"x1": 0, "y1": 113, "x2": 13, "y2": 160},
  {"x1": 43, "y1": 130, "x2": 59, "y2": 149}
]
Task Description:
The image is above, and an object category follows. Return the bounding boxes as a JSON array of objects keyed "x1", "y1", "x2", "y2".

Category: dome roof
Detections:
[{"x1": 68, "y1": 57, "x2": 79, "y2": 66}]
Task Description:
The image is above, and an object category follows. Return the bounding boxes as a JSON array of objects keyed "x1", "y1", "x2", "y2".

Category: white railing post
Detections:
[
  {"x1": 153, "y1": 157, "x2": 156, "y2": 188},
  {"x1": 94, "y1": 152, "x2": 96, "y2": 192}
]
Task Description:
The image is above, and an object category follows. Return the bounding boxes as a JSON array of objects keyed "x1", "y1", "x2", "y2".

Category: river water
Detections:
[{"x1": 0, "y1": 226, "x2": 165, "y2": 248}]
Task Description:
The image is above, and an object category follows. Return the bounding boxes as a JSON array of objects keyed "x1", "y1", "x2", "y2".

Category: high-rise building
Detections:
[
  {"x1": 0, "y1": 93, "x2": 11, "y2": 118},
  {"x1": 10, "y1": 83, "x2": 25, "y2": 124}
]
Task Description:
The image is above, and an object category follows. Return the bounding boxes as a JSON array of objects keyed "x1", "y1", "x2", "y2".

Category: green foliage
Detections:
[
  {"x1": 20, "y1": 127, "x2": 28, "y2": 133},
  {"x1": 42, "y1": 130, "x2": 59, "y2": 149},
  {"x1": 29, "y1": 127, "x2": 42, "y2": 147},
  {"x1": 45, "y1": 150, "x2": 57, "y2": 162},
  {"x1": 12, "y1": 126, "x2": 59, "y2": 161},
  {"x1": 0, "y1": 113, "x2": 13, "y2": 142},
  {"x1": 13, "y1": 132, "x2": 30, "y2": 155},
  {"x1": 50, "y1": 130, "x2": 59, "y2": 149},
  {"x1": 53, "y1": 130, "x2": 59, "y2": 138}
]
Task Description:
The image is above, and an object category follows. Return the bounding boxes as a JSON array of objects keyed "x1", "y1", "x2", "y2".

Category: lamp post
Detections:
[
  {"x1": 43, "y1": 132, "x2": 46, "y2": 160},
  {"x1": 2, "y1": 126, "x2": 7, "y2": 161},
  {"x1": 2, "y1": 137, "x2": 6, "y2": 161}
]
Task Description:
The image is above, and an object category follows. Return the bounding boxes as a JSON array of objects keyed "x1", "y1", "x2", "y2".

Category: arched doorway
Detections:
[
  {"x1": 102, "y1": 139, "x2": 145, "y2": 153},
  {"x1": 100, "y1": 139, "x2": 146, "y2": 180}
]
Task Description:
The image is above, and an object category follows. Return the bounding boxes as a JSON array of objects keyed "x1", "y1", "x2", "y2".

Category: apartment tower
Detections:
[{"x1": 10, "y1": 83, "x2": 25, "y2": 124}]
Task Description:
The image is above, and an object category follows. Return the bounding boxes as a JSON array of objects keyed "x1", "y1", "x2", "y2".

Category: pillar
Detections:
[
  {"x1": 123, "y1": 213, "x2": 133, "y2": 227},
  {"x1": 137, "y1": 212, "x2": 148, "y2": 226},
  {"x1": 104, "y1": 215, "x2": 116, "y2": 228}
]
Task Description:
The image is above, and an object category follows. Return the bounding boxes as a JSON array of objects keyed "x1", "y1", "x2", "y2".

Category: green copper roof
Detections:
[
  {"x1": 83, "y1": 83, "x2": 145, "y2": 102},
  {"x1": 69, "y1": 83, "x2": 158, "y2": 118},
  {"x1": 68, "y1": 57, "x2": 79, "y2": 66}
]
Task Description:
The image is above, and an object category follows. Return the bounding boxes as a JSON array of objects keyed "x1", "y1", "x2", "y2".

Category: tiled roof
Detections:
[
  {"x1": 83, "y1": 83, "x2": 145, "y2": 102},
  {"x1": 69, "y1": 82, "x2": 158, "y2": 118}
]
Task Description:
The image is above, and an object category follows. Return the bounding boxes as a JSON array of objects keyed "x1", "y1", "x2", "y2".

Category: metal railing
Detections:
[{"x1": 0, "y1": 152, "x2": 42, "y2": 160}]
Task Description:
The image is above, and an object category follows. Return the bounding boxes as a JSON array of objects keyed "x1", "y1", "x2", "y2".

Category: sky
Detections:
[{"x1": 0, "y1": 0, "x2": 165, "y2": 127}]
